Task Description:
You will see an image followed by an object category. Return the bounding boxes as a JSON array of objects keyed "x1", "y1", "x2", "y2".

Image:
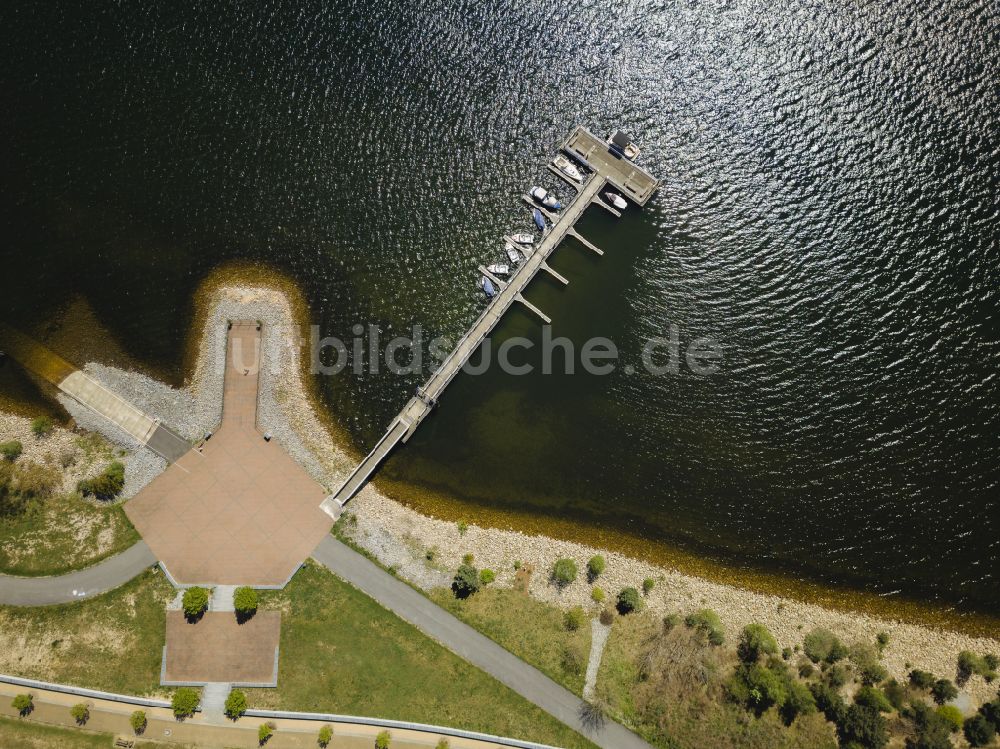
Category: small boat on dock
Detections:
[
  {"x1": 530, "y1": 186, "x2": 562, "y2": 211},
  {"x1": 487, "y1": 263, "x2": 510, "y2": 276},
  {"x1": 480, "y1": 276, "x2": 497, "y2": 299},
  {"x1": 607, "y1": 130, "x2": 641, "y2": 161},
  {"x1": 533, "y1": 209, "x2": 546, "y2": 231},
  {"x1": 604, "y1": 191, "x2": 627, "y2": 210},
  {"x1": 553, "y1": 154, "x2": 584, "y2": 183},
  {"x1": 510, "y1": 233, "x2": 534, "y2": 245},
  {"x1": 505, "y1": 245, "x2": 523, "y2": 264}
]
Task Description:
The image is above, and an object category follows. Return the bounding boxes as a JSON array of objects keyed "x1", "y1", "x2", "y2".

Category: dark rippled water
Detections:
[{"x1": 1, "y1": 1, "x2": 998, "y2": 613}]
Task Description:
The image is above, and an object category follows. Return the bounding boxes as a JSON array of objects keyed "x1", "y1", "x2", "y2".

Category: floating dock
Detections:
[{"x1": 321, "y1": 126, "x2": 658, "y2": 516}]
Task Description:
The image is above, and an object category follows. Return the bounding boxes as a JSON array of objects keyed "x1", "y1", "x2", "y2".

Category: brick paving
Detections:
[{"x1": 126, "y1": 321, "x2": 332, "y2": 586}]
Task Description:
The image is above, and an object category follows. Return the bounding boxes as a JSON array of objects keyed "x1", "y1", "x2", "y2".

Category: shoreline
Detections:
[{"x1": 5, "y1": 269, "x2": 999, "y2": 703}]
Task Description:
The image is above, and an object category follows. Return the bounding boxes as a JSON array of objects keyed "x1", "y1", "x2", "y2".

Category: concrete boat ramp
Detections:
[{"x1": 321, "y1": 125, "x2": 659, "y2": 517}]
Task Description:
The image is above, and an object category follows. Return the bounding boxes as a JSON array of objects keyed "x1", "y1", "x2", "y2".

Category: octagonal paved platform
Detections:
[{"x1": 126, "y1": 322, "x2": 332, "y2": 587}]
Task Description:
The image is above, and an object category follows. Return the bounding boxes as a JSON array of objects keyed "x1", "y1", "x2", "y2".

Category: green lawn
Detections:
[
  {"x1": 248, "y1": 561, "x2": 597, "y2": 749},
  {"x1": 0, "y1": 492, "x2": 139, "y2": 576},
  {"x1": 429, "y1": 586, "x2": 593, "y2": 695},
  {"x1": 0, "y1": 569, "x2": 172, "y2": 696},
  {"x1": 0, "y1": 716, "x2": 182, "y2": 749}
]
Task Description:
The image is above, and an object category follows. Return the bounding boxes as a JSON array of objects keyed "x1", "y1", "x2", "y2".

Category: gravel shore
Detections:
[{"x1": 10, "y1": 282, "x2": 999, "y2": 704}]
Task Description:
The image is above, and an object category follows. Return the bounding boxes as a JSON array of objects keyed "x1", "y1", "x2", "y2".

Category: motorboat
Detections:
[
  {"x1": 529, "y1": 186, "x2": 562, "y2": 211},
  {"x1": 480, "y1": 276, "x2": 497, "y2": 299},
  {"x1": 533, "y1": 209, "x2": 546, "y2": 231},
  {"x1": 604, "y1": 192, "x2": 628, "y2": 211},
  {"x1": 607, "y1": 130, "x2": 641, "y2": 161},
  {"x1": 487, "y1": 263, "x2": 510, "y2": 276},
  {"x1": 505, "y1": 245, "x2": 523, "y2": 264},
  {"x1": 553, "y1": 154, "x2": 584, "y2": 183},
  {"x1": 510, "y1": 233, "x2": 534, "y2": 245}
]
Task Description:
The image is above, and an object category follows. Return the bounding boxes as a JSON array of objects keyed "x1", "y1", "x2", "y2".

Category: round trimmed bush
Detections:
[
  {"x1": 171, "y1": 687, "x2": 200, "y2": 718},
  {"x1": 591, "y1": 587, "x2": 605, "y2": 604},
  {"x1": 12, "y1": 693, "x2": 32, "y2": 715},
  {"x1": 375, "y1": 729, "x2": 392, "y2": 748},
  {"x1": 130, "y1": 710, "x2": 147, "y2": 734},
  {"x1": 225, "y1": 689, "x2": 248, "y2": 719},
  {"x1": 182, "y1": 587, "x2": 210, "y2": 620},
  {"x1": 616, "y1": 587, "x2": 640, "y2": 615},
  {"x1": 70, "y1": 702, "x2": 90, "y2": 724},
  {"x1": 318, "y1": 725, "x2": 334, "y2": 746},
  {"x1": 479, "y1": 568, "x2": 495, "y2": 585},
  {"x1": 931, "y1": 678, "x2": 958, "y2": 705},
  {"x1": 234, "y1": 586, "x2": 258, "y2": 621},
  {"x1": 552, "y1": 558, "x2": 578, "y2": 586}
]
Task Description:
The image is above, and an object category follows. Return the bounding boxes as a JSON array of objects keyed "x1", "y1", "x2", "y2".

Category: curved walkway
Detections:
[
  {"x1": 311, "y1": 536, "x2": 654, "y2": 749},
  {"x1": 0, "y1": 541, "x2": 156, "y2": 606}
]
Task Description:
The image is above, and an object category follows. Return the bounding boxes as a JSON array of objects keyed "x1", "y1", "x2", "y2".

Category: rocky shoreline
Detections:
[{"x1": 10, "y1": 282, "x2": 999, "y2": 704}]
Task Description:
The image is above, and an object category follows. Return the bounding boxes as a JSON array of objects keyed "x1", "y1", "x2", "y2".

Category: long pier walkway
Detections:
[{"x1": 321, "y1": 126, "x2": 658, "y2": 516}]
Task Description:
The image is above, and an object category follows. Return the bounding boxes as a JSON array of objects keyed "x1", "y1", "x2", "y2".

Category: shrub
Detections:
[
  {"x1": 663, "y1": 613, "x2": 681, "y2": 631},
  {"x1": 958, "y1": 650, "x2": 998, "y2": 684},
  {"x1": 171, "y1": 687, "x2": 199, "y2": 718},
  {"x1": 964, "y1": 714, "x2": 997, "y2": 747},
  {"x1": 854, "y1": 686, "x2": 892, "y2": 713},
  {"x1": 980, "y1": 696, "x2": 1000, "y2": 730},
  {"x1": 551, "y1": 558, "x2": 578, "y2": 586},
  {"x1": 130, "y1": 710, "x2": 147, "y2": 734},
  {"x1": 616, "y1": 587, "x2": 640, "y2": 615},
  {"x1": 825, "y1": 663, "x2": 850, "y2": 689},
  {"x1": 599, "y1": 608, "x2": 614, "y2": 626},
  {"x1": 0, "y1": 440, "x2": 22, "y2": 461},
  {"x1": 561, "y1": 643, "x2": 585, "y2": 676},
  {"x1": 798, "y1": 661, "x2": 815, "y2": 679},
  {"x1": 259, "y1": 721, "x2": 276, "y2": 744},
  {"x1": 234, "y1": 587, "x2": 258, "y2": 621},
  {"x1": 930, "y1": 678, "x2": 958, "y2": 705},
  {"x1": 738, "y1": 623, "x2": 778, "y2": 663},
  {"x1": 809, "y1": 682, "x2": 846, "y2": 723},
  {"x1": 564, "y1": 606, "x2": 586, "y2": 631},
  {"x1": 11, "y1": 693, "x2": 33, "y2": 715},
  {"x1": 727, "y1": 662, "x2": 788, "y2": 716},
  {"x1": 225, "y1": 689, "x2": 248, "y2": 719},
  {"x1": 642, "y1": 577, "x2": 655, "y2": 595},
  {"x1": 70, "y1": 702, "x2": 90, "y2": 724},
  {"x1": 451, "y1": 564, "x2": 480, "y2": 599},
  {"x1": 425, "y1": 548, "x2": 436, "y2": 561},
  {"x1": 591, "y1": 587, "x2": 605, "y2": 604},
  {"x1": 906, "y1": 701, "x2": 954, "y2": 749},
  {"x1": 462, "y1": 552, "x2": 474, "y2": 564},
  {"x1": 375, "y1": 729, "x2": 392, "y2": 748},
  {"x1": 850, "y1": 642, "x2": 887, "y2": 686},
  {"x1": 31, "y1": 416, "x2": 53, "y2": 437},
  {"x1": 882, "y1": 678, "x2": 907, "y2": 710},
  {"x1": 781, "y1": 680, "x2": 817, "y2": 725},
  {"x1": 318, "y1": 725, "x2": 334, "y2": 746},
  {"x1": 435, "y1": 739, "x2": 450, "y2": 749},
  {"x1": 456, "y1": 521, "x2": 468, "y2": 536},
  {"x1": 586, "y1": 555, "x2": 605, "y2": 581},
  {"x1": 79, "y1": 461, "x2": 125, "y2": 500},
  {"x1": 685, "y1": 609, "x2": 724, "y2": 645},
  {"x1": 910, "y1": 669, "x2": 936, "y2": 689},
  {"x1": 479, "y1": 568, "x2": 495, "y2": 585},
  {"x1": 837, "y1": 704, "x2": 888, "y2": 749},
  {"x1": 182, "y1": 586, "x2": 210, "y2": 620},
  {"x1": 876, "y1": 631, "x2": 890, "y2": 652},
  {"x1": 935, "y1": 704, "x2": 963, "y2": 732},
  {"x1": 513, "y1": 560, "x2": 521, "y2": 570},
  {"x1": 803, "y1": 628, "x2": 847, "y2": 664}
]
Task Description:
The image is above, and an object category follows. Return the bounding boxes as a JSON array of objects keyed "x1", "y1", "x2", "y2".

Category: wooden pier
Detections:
[{"x1": 320, "y1": 126, "x2": 658, "y2": 517}]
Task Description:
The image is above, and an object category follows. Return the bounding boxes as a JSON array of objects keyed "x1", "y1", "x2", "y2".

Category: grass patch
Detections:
[
  {"x1": 0, "y1": 492, "x2": 139, "y2": 576},
  {"x1": 0, "y1": 569, "x2": 172, "y2": 695},
  {"x1": 429, "y1": 586, "x2": 592, "y2": 695},
  {"x1": 0, "y1": 715, "x2": 183, "y2": 749},
  {"x1": 248, "y1": 561, "x2": 597, "y2": 749},
  {"x1": 596, "y1": 612, "x2": 837, "y2": 749}
]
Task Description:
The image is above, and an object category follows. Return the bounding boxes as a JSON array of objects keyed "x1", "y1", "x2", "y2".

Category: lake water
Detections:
[{"x1": 1, "y1": 0, "x2": 997, "y2": 615}]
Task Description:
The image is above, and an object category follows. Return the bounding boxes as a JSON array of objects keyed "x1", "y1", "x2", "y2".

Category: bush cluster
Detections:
[
  {"x1": 685, "y1": 609, "x2": 724, "y2": 645},
  {"x1": 451, "y1": 563, "x2": 480, "y2": 599},
  {"x1": 958, "y1": 650, "x2": 998, "y2": 684},
  {"x1": 78, "y1": 461, "x2": 125, "y2": 500},
  {"x1": 727, "y1": 656, "x2": 816, "y2": 725},
  {"x1": 737, "y1": 623, "x2": 778, "y2": 663}
]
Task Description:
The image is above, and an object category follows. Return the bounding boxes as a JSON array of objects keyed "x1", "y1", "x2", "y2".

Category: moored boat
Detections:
[
  {"x1": 530, "y1": 186, "x2": 562, "y2": 211},
  {"x1": 604, "y1": 191, "x2": 627, "y2": 210},
  {"x1": 505, "y1": 245, "x2": 523, "y2": 264},
  {"x1": 511, "y1": 233, "x2": 534, "y2": 245},
  {"x1": 487, "y1": 263, "x2": 510, "y2": 277},
  {"x1": 553, "y1": 154, "x2": 584, "y2": 183},
  {"x1": 533, "y1": 209, "x2": 546, "y2": 230},
  {"x1": 480, "y1": 276, "x2": 497, "y2": 298}
]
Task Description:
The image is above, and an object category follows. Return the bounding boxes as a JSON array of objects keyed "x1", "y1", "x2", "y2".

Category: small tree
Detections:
[
  {"x1": 375, "y1": 729, "x2": 392, "y2": 748},
  {"x1": 738, "y1": 623, "x2": 778, "y2": 663},
  {"x1": 130, "y1": 710, "x2": 147, "y2": 734},
  {"x1": 479, "y1": 568, "x2": 496, "y2": 585},
  {"x1": 564, "y1": 606, "x2": 586, "y2": 631},
  {"x1": 616, "y1": 587, "x2": 640, "y2": 615},
  {"x1": 803, "y1": 628, "x2": 846, "y2": 664},
  {"x1": 234, "y1": 586, "x2": 258, "y2": 622},
  {"x1": 31, "y1": 416, "x2": 53, "y2": 437},
  {"x1": 225, "y1": 689, "x2": 248, "y2": 719},
  {"x1": 258, "y1": 721, "x2": 276, "y2": 745},
  {"x1": 451, "y1": 564, "x2": 480, "y2": 599},
  {"x1": 642, "y1": 577, "x2": 655, "y2": 595},
  {"x1": 11, "y1": 693, "x2": 33, "y2": 716},
  {"x1": 70, "y1": 702, "x2": 90, "y2": 725},
  {"x1": 182, "y1": 586, "x2": 210, "y2": 620},
  {"x1": 837, "y1": 704, "x2": 888, "y2": 749},
  {"x1": 552, "y1": 558, "x2": 578, "y2": 586},
  {"x1": 586, "y1": 555, "x2": 605, "y2": 582},
  {"x1": 317, "y1": 724, "x2": 334, "y2": 747},
  {"x1": 910, "y1": 669, "x2": 936, "y2": 690},
  {"x1": 965, "y1": 714, "x2": 997, "y2": 747},
  {"x1": 854, "y1": 686, "x2": 892, "y2": 713},
  {"x1": 0, "y1": 440, "x2": 22, "y2": 461},
  {"x1": 930, "y1": 678, "x2": 958, "y2": 705},
  {"x1": 171, "y1": 687, "x2": 200, "y2": 718}
]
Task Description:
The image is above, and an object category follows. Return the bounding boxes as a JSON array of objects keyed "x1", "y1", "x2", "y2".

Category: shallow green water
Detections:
[{"x1": 1, "y1": 0, "x2": 998, "y2": 614}]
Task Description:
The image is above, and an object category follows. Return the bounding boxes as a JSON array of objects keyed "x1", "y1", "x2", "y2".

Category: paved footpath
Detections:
[
  {"x1": 0, "y1": 541, "x2": 157, "y2": 606},
  {"x1": 311, "y1": 536, "x2": 654, "y2": 749}
]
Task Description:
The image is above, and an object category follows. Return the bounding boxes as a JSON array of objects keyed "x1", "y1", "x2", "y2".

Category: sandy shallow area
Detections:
[{"x1": 8, "y1": 282, "x2": 999, "y2": 705}]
